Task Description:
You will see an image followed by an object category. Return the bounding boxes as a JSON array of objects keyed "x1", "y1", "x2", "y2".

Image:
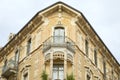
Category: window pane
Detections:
[
  {"x1": 59, "y1": 70, "x2": 64, "y2": 80},
  {"x1": 54, "y1": 27, "x2": 65, "y2": 43},
  {"x1": 27, "y1": 38, "x2": 31, "y2": 54},
  {"x1": 53, "y1": 64, "x2": 64, "y2": 80},
  {"x1": 94, "y1": 49, "x2": 97, "y2": 66},
  {"x1": 24, "y1": 73, "x2": 28, "y2": 80},
  {"x1": 54, "y1": 29, "x2": 59, "y2": 36},
  {"x1": 15, "y1": 50, "x2": 19, "y2": 64},
  {"x1": 53, "y1": 70, "x2": 58, "y2": 80},
  {"x1": 87, "y1": 75, "x2": 90, "y2": 80},
  {"x1": 85, "y1": 40, "x2": 89, "y2": 56},
  {"x1": 59, "y1": 29, "x2": 64, "y2": 36}
]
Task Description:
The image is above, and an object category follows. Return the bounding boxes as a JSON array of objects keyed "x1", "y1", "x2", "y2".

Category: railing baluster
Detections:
[{"x1": 43, "y1": 36, "x2": 75, "y2": 53}]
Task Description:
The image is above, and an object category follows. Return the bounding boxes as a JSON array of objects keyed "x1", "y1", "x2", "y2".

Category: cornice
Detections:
[
  {"x1": 0, "y1": 14, "x2": 44, "y2": 57},
  {"x1": 40, "y1": 2, "x2": 79, "y2": 17},
  {"x1": 76, "y1": 15, "x2": 120, "y2": 69}
]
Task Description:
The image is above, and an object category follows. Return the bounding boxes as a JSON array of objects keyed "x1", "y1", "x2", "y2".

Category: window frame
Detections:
[
  {"x1": 26, "y1": 38, "x2": 32, "y2": 55},
  {"x1": 94, "y1": 49, "x2": 97, "y2": 66},
  {"x1": 85, "y1": 40, "x2": 89, "y2": 56},
  {"x1": 15, "y1": 49, "x2": 19, "y2": 65},
  {"x1": 54, "y1": 27, "x2": 65, "y2": 43},
  {"x1": 23, "y1": 72, "x2": 28, "y2": 80}
]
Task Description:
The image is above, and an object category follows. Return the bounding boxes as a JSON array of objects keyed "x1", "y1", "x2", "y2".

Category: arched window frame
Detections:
[{"x1": 53, "y1": 26, "x2": 65, "y2": 43}]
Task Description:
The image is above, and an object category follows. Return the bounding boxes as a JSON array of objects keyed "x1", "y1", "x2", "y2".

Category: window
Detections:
[
  {"x1": 85, "y1": 40, "x2": 89, "y2": 56},
  {"x1": 87, "y1": 74, "x2": 91, "y2": 80},
  {"x1": 54, "y1": 27, "x2": 65, "y2": 43},
  {"x1": 77, "y1": 32, "x2": 82, "y2": 48},
  {"x1": 4, "y1": 59, "x2": 7, "y2": 68},
  {"x1": 53, "y1": 64, "x2": 64, "y2": 80},
  {"x1": 15, "y1": 50, "x2": 19, "y2": 65},
  {"x1": 22, "y1": 68, "x2": 29, "y2": 80},
  {"x1": 23, "y1": 73, "x2": 28, "y2": 80},
  {"x1": 94, "y1": 49, "x2": 97, "y2": 66},
  {"x1": 103, "y1": 61, "x2": 106, "y2": 79},
  {"x1": 27, "y1": 38, "x2": 31, "y2": 55}
]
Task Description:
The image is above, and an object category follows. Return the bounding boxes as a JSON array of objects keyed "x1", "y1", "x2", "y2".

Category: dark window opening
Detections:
[
  {"x1": 85, "y1": 40, "x2": 89, "y2": 56},
  {"x1": 94, "y1": 49, "x2": 97, "y2": 66},
  {"x1": 27, "y1": 38, "x2": 31, "y2": 55}
]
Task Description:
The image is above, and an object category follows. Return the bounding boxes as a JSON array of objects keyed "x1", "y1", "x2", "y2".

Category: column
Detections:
[
  {"x1": 72, "y1": 55, "x2": 74, "y2": 74},
  {"x1": 50, "y1": 53, "x2": 53, "y2": 80},
  {"x1": 64, "y1": 53, "x2": 67, "y2": 80}
]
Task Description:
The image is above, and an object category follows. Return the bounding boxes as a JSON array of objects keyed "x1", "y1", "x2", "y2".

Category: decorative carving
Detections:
[
  {"x1": 67, "y1": 54, "x2": 73, "y2": 62},
  {"x1": 53, "y1": 51, "x2": 64, "y2": 60},
  {"x1": 45, "y1": 53, "x2": 50, "y2": 61}
]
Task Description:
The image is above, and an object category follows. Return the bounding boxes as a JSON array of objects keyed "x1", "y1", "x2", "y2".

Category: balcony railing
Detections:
[
  {"x1": 2, "y1": 57, "x2": 17, "y2": 78},
  {"x1": 43, "y1": 36, "x2": 75, "y2": 53}
]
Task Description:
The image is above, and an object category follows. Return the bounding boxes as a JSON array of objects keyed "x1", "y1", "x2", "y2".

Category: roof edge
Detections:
[{"x1": 0, "y1": 1, "x2": 119, "y2": 66}]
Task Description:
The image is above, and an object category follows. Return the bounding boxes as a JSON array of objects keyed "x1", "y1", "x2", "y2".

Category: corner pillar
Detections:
[
  {"x1": 64, "y1": 53, "x2": 67, "y2": 80},
  {"x1": 50, "y1": 53, "x2": 53, "y2": 80}
]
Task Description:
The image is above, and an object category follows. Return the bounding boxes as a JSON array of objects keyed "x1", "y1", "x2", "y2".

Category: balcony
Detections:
[
  {"x1": 43, "y1": 36, "x2": 75, "y2": 53},
  {"x1": 2, "y1": 57, "x2": 17, "y2": 78}
]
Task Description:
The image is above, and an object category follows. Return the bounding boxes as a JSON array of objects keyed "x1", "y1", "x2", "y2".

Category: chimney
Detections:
[{"x1": 8, "y1": 33, "x2": 15, "y2": 41}]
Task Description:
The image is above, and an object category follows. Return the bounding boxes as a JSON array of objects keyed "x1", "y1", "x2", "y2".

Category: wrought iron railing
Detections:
[
  {"x1": 43, "y1": 36, "x2": 75, "y2": 53},
  {"x1": 2, "y1": 57, "x2": 17, "y2": 77}
]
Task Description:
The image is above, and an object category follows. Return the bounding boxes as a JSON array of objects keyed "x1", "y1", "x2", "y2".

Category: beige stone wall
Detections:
[{"x1": 0, "y1": 2, "x2": 120, "y2": 80}]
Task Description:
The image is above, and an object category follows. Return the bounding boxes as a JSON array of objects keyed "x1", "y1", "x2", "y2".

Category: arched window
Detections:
[
  {"x1": 87, "y1": 74, "x2": 91, "y2": 80},
  {"x1": 54, "y1": 27, "x2": 65, "y2": 43},
  {"x1": 85, "y1": 40, "x2": 89, "y2": 56},
  {"x1": 4, "y1": 59, "x2": 7, "y2": 68},
  {"x1": 15, "y1": 50, "x2": 19, "y2": 65},
  {"x1": 94, "y1": 49, "x2": 97, "y2": 66},
  {"x1": 27, "y1": 38, "x2": 31, "y2": 55}
]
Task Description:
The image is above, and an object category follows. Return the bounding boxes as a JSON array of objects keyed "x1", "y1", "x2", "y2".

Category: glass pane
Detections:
[
  {"x1": 54, "y1": 29, "x2": 59, "y2": 36},
  {"x1": 59, "y1": 66, "x2": 64, "y2": 71},
  {"x1": 27, "y1": 39, "x2": 31, "y2": 54},
  {"x1": 54, "y1": 28, "x2": 65, "y2": 43},
  {"x1": 15, "y1": 50, "x2": 19, "y2": 64},
  {"x1": 59, "y1": 70, "x2": 64, "y2": 80},
  {"x1": 24, "y1": 73, "x2": 28, "y2": 80},
  {"x1": 53, "y1": 70, "x2": 58, "y2": 80},
  {"x1": 53, "y1": 64, "x2": 64, "y2": 80},
  {"x1": 60, "y1": 29, "x2": 64, "y2": 36}
]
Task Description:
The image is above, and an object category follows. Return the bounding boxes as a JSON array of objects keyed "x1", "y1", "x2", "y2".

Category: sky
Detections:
[{"x1": 0, "y1": 0, "x2": 120, "y2": 64}]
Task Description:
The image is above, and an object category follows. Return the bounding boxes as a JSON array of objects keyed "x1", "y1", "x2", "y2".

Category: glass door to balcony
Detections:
[
  {"x1": 53, "y1": 64, "x2": 64, "y2": 80},
  {"x1": 54, "y1": 27, "x2": 65, "y2": 43}
]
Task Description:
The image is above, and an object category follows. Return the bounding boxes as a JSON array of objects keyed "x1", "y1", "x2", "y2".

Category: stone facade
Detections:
[{"x1": 0, "y1": 2, "x2": 120, "y2": 80}]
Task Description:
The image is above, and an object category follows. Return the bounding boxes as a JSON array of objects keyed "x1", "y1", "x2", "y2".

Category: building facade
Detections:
[{"x1": 0, "y1": 2, "x2": 120, "y2": 80}]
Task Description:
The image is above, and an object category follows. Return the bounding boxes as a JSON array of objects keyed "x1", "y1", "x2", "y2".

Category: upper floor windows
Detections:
[
  {"x1": 23, "y1": 73, "x2": 28, "y2": 80},
  {"x1": 94, "y1": 49, "x2": 97, "y2": 66},
  {"x1": 15, "y1": 50, "x2": 19, "y2": 65},
  {"x1": 22, "y1": 66, "x2": 30, "y2": 80},
  {"x1": 54, "y1": 27, "x2": 65, "y2": 43},
  {"x1": 87, "y1": 74, "x2": 91, "y2": 80},
  {"x1": 103, "y1": 61, "x2": 106, "y2": 79},
  {"x1": 85, "y1": 40, "x2": 89, "y2": 56},
  {"x1": 4, "y1": 59, "x2": 7, "y2": 68},
  {"x1": 27, "y1": 38, "x2": 31, "y2": 55}
]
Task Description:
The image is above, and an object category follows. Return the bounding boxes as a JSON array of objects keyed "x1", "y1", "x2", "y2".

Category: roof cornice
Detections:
[{"x1": 0, "y1": 1, "x2": 119, "y2": 67}]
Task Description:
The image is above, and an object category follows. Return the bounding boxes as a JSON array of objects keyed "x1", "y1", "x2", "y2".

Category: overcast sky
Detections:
[{"x1": 0, "y1": 0, "x2": 120, "y2": 63}]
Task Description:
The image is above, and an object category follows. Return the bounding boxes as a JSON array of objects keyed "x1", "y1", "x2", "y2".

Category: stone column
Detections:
[
  {"x1": 64, "y1": 53, "x2": 67, "y2": 80},
  {"x1": 72, "y1": 55, "x2": 74, "y2": 74},
  {"x1": 50, "y1": 53, "x2": 53, "y2": 80}
]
